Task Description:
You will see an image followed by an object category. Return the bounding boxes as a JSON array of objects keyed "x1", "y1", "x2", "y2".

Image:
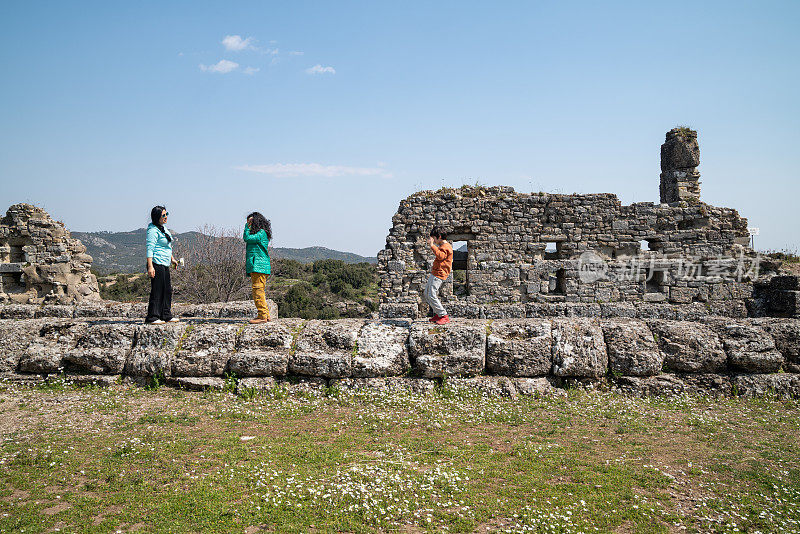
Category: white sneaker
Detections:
[
  {"x1": 150, "y1": 319, "x2": 165, "y2": 325},
  {"x1": 167, "y1": 318, "x2": 180, "y2": 323}
]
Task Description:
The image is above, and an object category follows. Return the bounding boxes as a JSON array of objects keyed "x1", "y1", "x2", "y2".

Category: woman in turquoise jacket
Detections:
[
  {"x1": 145, "y1": 205, "x2": 179, "y2": 324},
  {"x1": 243, "y1": 212, "x2": 272, "y2": 324}
]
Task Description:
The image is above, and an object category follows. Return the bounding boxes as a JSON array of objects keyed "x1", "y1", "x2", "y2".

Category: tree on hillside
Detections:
[{"x1": 172, "y1": 225, "x2": 249, "y2": 303}]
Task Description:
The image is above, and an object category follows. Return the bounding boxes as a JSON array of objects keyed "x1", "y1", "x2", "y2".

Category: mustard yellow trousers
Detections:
[{"x1": 250, "y1": 273, "x2": 271, "y2": 320}]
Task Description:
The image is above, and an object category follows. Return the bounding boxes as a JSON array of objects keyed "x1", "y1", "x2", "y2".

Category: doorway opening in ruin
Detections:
[
  {"x1": 451, "y1": 240, "x2": 469, "y2": 296},
  {"x1": 549, "y1": 268, "x2": 566, "y2": 294},
  {"x1": 0, "y1": 243, "x2": 25, "y2": 264},
  {"x1": 1, "y1": 272, "x2": 25, "y2": 294},
  {"x1": 645, "y1": 269, "x2": 664, "y2": 293}
]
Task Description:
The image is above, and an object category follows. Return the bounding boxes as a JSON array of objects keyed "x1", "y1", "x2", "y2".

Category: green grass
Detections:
[{"x1": 0, "y1": 384, "x2": 798, "y2": 532}]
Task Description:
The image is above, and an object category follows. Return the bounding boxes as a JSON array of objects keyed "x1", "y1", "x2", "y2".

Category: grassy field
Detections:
[{"x1": 0, "y1": 380, "x2": 798, "y2": 533}]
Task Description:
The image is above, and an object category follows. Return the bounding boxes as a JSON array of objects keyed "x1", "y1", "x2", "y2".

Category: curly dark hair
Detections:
[
  {"x1": 429, "y1": 227, "x2": 447, "y2": 240},
  {"x1": 247, "y1": 212, "x2": 272, "y2": 240}
]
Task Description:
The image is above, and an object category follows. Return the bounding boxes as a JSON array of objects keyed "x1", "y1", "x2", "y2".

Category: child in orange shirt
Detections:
[{"x1": 425, "y1": 227, "x2": 453, "y2": 325}]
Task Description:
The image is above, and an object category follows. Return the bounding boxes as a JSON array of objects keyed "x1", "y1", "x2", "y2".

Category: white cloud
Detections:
[
  {"x1": 243, "y1": 66, "x2": 260, "y2": 75},
  {"x1": 289, "y1": 50, "x2": 304, "y2": 56},
  {"x1": 305, "y1": 64, "x2": 335, "y2": 75},
  {"x1": 221, "y1": 35, "x2": 255, "y2": 51},
  {"x1": 199, "y1": 59, "x2": 239, "y2": 73},
  {"x1": 234, "y1": 163, "x2": 392, "y2": 178}
]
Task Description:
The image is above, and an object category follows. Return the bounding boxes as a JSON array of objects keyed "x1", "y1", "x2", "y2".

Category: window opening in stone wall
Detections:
[
  {"x1": 544, "y1": 242, "x2": 560, "y2": 260},
  {"x1": 549, "y1": 268, "x2": 566, "y2": 294},
  {"x1": 1, "y1": 272, "x2": 25, "y2": 294},
  {"x1": 640, "y1": 239, "x2": 659, "y2": 252},
  {"x1": 451, "y1": 241, "x2": 469, "y2": 296},
  {"x1": 9, "y1": 246, "x2": 24, "y2": 263}
]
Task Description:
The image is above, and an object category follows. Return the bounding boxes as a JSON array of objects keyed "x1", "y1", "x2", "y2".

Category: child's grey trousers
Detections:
[{"x1": 424, "y1": 274, "x2": 447, "y2": 317}]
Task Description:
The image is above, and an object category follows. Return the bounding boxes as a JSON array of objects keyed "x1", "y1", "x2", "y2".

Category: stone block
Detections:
[
  {"x1": 614, "y1": 374, "x2": 686, "y2": 396},
  {"x1": 167, "y1": 376, "x2": 226, "y2": 391},
  {"x1": 0, "y1": 319, "x2": 40, "y2": 372},
  {"x1": 732, "y1": 373, "x2": 800, "y2": 399},
  {"x1": 408, "y1": 320, "x2": 486, "y2": 378},
  {"x1": 379, "y1": 303, "x2": 418, "y2": 319},
  {"x1": 719, "y1": 323, "x2": 784, "y2": 373},
  {"x1": 227, "y1": 320, "x2": 302, "y2": 377},
  {"x1": 486, "y1": 319, "x2": 552, "y2": 376},
  {"x1": 329, "y1": 377, "x2": 436, "y2": 395},
  {"x1": 602, "y1": 320, "x2": 662, "y2": 376},
  {"x1": 17, "y1": 321, "x2": 87, "y2": 374},
  {"x1": 352, "y1": 320, "x2": 410, "y2": 377},
  {"x1": 551, "y1": 318, "x2": 607, "y2": 378},
  {"x1": 64, "y1": 323, "x2": 136, "y2": 374},
  {"x1": 219, "y1": 300, "x2": 278, "y2": 320},
  {"x1": 649, "y1": 320, "x2": 726, "y2": 373},
  {"x1": 756, "y1": 319, "x2": 800, "y2": 373},
  {"x1": 172, "y1": 323, "x2": 239, "y2": 377},
  {"x1": 290, "y1": 320, "x2": 364, "y2": 378},
  {"x1": 125, "y1": 323, "x2": 187, "y2": 377}
]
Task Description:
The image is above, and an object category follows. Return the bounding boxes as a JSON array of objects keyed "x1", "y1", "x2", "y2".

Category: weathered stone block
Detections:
[
  {"x1": 408, "y1": 320, "x2": 486, "y2": 378},
  {"x1": 219, "y1": 300, "x2": 278, "y2": 320},
  {"x1": 649, "y1": 321, "x2": 726, "y2": 373},
  {"x1": 0, "y1": 320, "x2": 40, "y2": 372},
  {"x1": 379, "y1": 303, "x2": 418, "y2": 319},
  {"x1": 329, "y1": 377, "x2": 436, "y2": 394},
  {"x1": 353, "y1": 321, "x2": 410, "y2": 377},
  {"x1": 486, "y1": 319, "x2": 552, "y2": 376},
  {"x1": 615, "y1": 374, "x2": 686, "y2": 396},
  {"x1": 720, "y1": 323, "x2": 784, "y2": 373},
  {"x1": 125, "y1": 323, "x2": 186, "y2": 377},
  {"x1": 290, "y1": 320, "x2": 364, "y2": 378},
  {"x1": 236, "y1": 377, "x2": 277, "y2": 393},
  {"x1": 228, "y1": 320, "x2": 303, "y2": 377},
  {"x1": 17, "y1": 321, "x2": 87, "y2": 374},
  {"x1": 602, "y1": 320, "x2": 662, "y2": 376},
  {"x1": 732, "y1": 373, "x2": 800, "y2": 399},
  {"x1": 172, "y1": 323, "x2": 238, "y2": 377},
  {"x1": 756, "y1": 319, "x2": 800, "y2": 373},
  {"x1": 551, "y1": 319, "x2": 607, "y2": 378},
  {"x1": 64, "y1": 323, "x2": 136, "y2": 374},
  {"x1": 167, "y1": 376, "x2": 226, "y2": 391}
]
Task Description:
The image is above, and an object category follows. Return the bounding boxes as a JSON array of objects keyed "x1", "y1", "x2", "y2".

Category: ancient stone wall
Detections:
[
  {"x1": 1, "y1": 315, "x2": 798, "y2": 398},
  {"x1": 378, "y1": 129, "x2": 797, "y2": 320},
  {"x1": 0, "y1": 204, "x2": 100, "y2": 304}
]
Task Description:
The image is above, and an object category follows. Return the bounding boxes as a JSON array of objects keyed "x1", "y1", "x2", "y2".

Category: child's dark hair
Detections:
[
  {"x1": 150, "y1": 205, "x2": 171, "y2": 242},
  {"x1": 429, "y1": 227, "x2": 447, "y2": 240},
  {"x1": 247, "y1": 212, "x2": 272, "y2": 240}
]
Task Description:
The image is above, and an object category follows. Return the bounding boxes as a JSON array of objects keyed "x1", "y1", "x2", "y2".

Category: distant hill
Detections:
[{"x1": 72, "y1": 229, "x2": 377, "y2": 274}]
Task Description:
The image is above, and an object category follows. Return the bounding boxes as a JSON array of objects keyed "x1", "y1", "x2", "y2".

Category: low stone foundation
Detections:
[{"x1": 1, "y1": 312, "x2": 798, "y2": 398}]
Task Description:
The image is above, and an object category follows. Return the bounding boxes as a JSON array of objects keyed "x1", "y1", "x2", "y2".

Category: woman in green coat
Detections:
[{"x1": 243, "y1": 212, "x2": 272, "y2": 324}]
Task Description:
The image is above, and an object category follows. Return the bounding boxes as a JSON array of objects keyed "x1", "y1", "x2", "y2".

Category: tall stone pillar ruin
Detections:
[{"x1": 660, "y1": 127, "x2": 701, "y2": 203}]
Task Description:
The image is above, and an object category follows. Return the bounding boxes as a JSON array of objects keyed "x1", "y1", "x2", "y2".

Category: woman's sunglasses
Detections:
[{"x1": 161, "y1": 212, "x2": 169, "y2": 217}]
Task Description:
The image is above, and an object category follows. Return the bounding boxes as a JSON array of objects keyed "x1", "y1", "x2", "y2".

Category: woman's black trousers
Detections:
[{"x1": 145, "y1": 263, "x2": 173, "y2": 322}]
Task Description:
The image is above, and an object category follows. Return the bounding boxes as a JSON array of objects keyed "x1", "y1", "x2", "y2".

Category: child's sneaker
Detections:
[
  {"x1": 148, "y1": 319, "x2": 165, "y2": 325},
  {"x1": 434, "y1": 315, "x2": 450, "y2": 325},
  {"x1": 428, "y1": 315, "x2": 440, "y2": 323}
]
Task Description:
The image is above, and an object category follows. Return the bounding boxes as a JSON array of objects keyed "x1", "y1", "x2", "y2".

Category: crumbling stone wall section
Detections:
[
  {"x1": 378, "y1": 129, "x2": 793, "y2": 319},
  {"x1": 0, "y1": 204, "x2": 100, "y2": 304},
  {"x1": 660, "y1": 127, "x2": 701, "y2": 203}
]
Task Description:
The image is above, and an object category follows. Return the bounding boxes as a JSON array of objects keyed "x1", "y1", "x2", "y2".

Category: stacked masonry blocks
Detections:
[{"x1": 1, "y1": 315, "x2": 798, "y2": 398}]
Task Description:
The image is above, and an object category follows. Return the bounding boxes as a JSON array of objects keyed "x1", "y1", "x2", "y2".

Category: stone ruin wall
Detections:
[
  {"x1": 378, "y1": 129, "x2": 798, "y2": 320},
  {"x1": 0, "y1": 204, "x2": 100, "y2": 304}
]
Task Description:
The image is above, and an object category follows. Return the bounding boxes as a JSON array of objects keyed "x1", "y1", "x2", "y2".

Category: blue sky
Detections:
[{"x1": 1, "y1": 1, "x2": 797, "y2": 257}]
